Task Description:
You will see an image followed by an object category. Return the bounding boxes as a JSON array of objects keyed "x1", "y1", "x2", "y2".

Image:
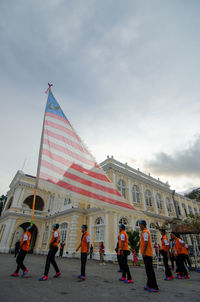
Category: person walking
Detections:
[
  {"x1": 115, "y1": 234, "x2": 122, "y2": 272},
  {"x1": 90, "y1": 244, "x2": 93, "y2": 259},
  {"x1": 159, "y1": 229, "x2": 173, "y2": 280},
  {"x1": 99, "y1": 242, "x2": 105, "y2": 265},
  {"x1": 14, "y1": 240, "x2": 20, "y2": 258},
  {"x1": 76, "y1": 225, "x2": 90, "y2": 280},
  {"x1": 139, "y1": 220, "x2": 159, "y2": 293},
  {"x1": 59, "y1": 241, "x2": 65, "y2": 257},
  {"x1": 11, "y1": 226, "x2": 32, "y2": 277},
  {"x1": 118, "y1": 224, "x2": 133, "y2": 284},
  {"x1": 39, "y1": 224, "x2": 61, "y2": 281},
  {"x1": 171, "y1": 232, "x2": 189, "y2": 279}
]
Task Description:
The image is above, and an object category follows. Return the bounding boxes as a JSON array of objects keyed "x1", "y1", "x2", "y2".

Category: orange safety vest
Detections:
[
  {"x1": 119, "y1": 230, "x2": 129, "y2": 251},
  {"x1": 182, "y1": 245, "x2": 188, "y2": 255},
  {"x1": 21, "y1": 231, "x2": 31, "y2": 252},
  {"x1": 50, "y1": 230, "x2": 59, "y2": 247},
  {"x1": 161, "y1": 235, "x2": 169, "y2": 252},
  {"x1": 81, "y1": 231, "x2": 90, "y2": 253},
  {"x1": 140, "y1": 228, "x2": 153, "y2": 257},
  {"x1": 173, "y1": 238, "x2": 184, "y2": 256}
]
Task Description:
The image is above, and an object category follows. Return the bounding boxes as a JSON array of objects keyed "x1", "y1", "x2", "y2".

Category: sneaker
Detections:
[
  {"x1": 124, "y1": 279, "x2": 134, "y2": 284},
  {"x1": 183, "y1": 275, "x2": 190, "y2": 279},
  {"x1": 78, "y1": 275, "x2": 85, "y2": 280},
  {"x1": 53, "y1": 272, "x2": 61, "y2": 278},
  {"x1": 119, "y1": 277, "x2": 127, "y2": 281},
  {"x1": 21, "y1": 268, "x2": 28, "y2": 277},
  {"x1": 39, "y1": 275, "x2": 48, "y2": 281},
  {"x1": 164, "y1": 277, "x2": 172, "y2": 281},
  {"x1": 144, "y1": 286, "x2": 150, "y2": 291},
  {"x1": 171, "y1": 275, "x2": 174, "y2": 279},
  {"x1": 10, "y1": 273, "x2": 19, "y2": 277},
  {"x1": 148, "y1": 288, "x2": 159, "y2": 293}
]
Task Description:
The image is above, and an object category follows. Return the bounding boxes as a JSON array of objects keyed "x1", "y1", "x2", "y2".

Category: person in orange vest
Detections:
[
  {"x1": 11, "y1": 225, "x2": 32, "y2": 277},
  {"x1": 170, "y1": 232, "x2": 189, "y2": 279},
  {"x1": 159, "y1": 229, "x2": 173, "y2": 280},
  {"x1": 118, "y1": 224, "x2": 133, "y2": 283},
  {"x1": 39, "y1": 224, "x2": 61, "y2": 281},
  {"x1": 76, "y1": 224, "x2": 90, "y2": 280},
  {"x1": 139, "y1": 220, "x2": 159, "y2": 292}
]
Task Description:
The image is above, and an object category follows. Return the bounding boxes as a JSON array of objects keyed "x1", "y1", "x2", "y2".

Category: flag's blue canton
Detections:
[{"x1": 45, "y1": 90, "x2": 68, "y2": 121}]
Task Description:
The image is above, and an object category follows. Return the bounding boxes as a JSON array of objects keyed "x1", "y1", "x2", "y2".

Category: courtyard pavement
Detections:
[{"x1": 0, "y1": 253, "x2": 200, "y2": 302}]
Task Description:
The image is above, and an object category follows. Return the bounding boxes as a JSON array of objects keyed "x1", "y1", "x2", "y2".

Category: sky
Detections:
[{"x1": 0, "y1": 0, "x2": 200, "y2": 196}]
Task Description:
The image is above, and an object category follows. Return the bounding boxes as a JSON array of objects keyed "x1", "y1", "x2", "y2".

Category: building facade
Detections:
[{"x1": 0, "y1": 156, "x2": 199, "y2": 259}]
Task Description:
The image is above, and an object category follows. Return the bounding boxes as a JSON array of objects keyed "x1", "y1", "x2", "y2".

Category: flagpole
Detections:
[{"x1": 30, "y1": 85, "x2": 52, "y2": 225}]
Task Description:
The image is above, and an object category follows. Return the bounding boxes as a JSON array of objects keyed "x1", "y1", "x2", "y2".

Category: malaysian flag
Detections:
[{"x1": 38, "y1": 89, "x2": 135, "y2": 211}]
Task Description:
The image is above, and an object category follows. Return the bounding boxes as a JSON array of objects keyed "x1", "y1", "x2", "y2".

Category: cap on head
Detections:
[
  {"x1": 139, "y1": 220, "x2": 146, "y2": 227},
  {"x1": 81, "y1": 224, "x2": 87, "y2": 230},
  {"x1": 119, "y1": 224, "x2": 125, "y2": 230},
  {"x1": 53, "y1": 224, "x2": 59, "y2": 229},
  {"x1": 160, "y1": 229, "x2": 166, "y2": 234},
  {"x1": 28, "y1": 225, "x2": 32, "y2": 230}
]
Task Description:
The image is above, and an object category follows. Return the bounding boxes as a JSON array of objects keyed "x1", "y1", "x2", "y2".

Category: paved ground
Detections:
[{"x1": 0, "y1": 253, "x2": 200, "y2": 302}]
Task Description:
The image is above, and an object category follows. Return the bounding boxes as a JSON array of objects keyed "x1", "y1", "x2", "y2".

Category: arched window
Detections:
[
  {"x1": 149, "y1": 223, "x2": 157, "y2": 243},
  {"x1": 60, "y1": 223, "x2": 68, "y2": 242},
  {"x1": 119, "y1": 217, "x2": 129, "y2": 227},
  {"x1": 156, "y1": 193, "x2": 162, "y2": 209},
  {"x1": 132, "y1": 185, "x2": 140, "y2": 203},
  {"x1": 182, "y1": 203, "x2": 187, "y2": 216},
  {"x1": 188, "y1": 206, "x2": 193, "y2": 215},
  {"x1": 95, "y1": 217, "x2": 104, "y2": 242},
  {"x1": 117, "y1": 179, "x2": 126, "y2": 198},
  {"x1": 145, "y1": 190, "x2": 152, "y2": 206},
  {"x1": 166, "y1": 197, "x2": 172, "y2": 213},
  {"x1": 23, "y1": 195, "x2": 44, "y2": 211}
]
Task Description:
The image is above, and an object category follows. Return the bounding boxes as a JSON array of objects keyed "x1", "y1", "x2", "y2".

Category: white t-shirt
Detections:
[
  {"x1": 54, "y1": 231, "x2": 58, "y2": 238},
  {"x1": 23, "y1": 234, "x2": 28, "y2": 241},
  {"x1": 143, "y1": 232, "x2": 149, "y2": 242}
]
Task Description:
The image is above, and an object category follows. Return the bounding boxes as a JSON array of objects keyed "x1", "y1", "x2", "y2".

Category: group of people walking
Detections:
[{"x1": 10, "y1": 220, "x2": 191, "y2": 293}]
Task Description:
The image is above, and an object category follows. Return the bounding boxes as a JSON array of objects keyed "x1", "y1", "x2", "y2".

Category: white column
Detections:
[
  {"x1": 114, "y1": 213, "x2": 118, "y2": 248},
  {"x1": 0, "y1": 218, "x2": 16, "y2": 252},
  {"x1": 128, "y1": 178, "x2": 132, "y2": 203},
  {"x1": 141, "y1": 184, "x2": 146, "y2": 211},
  {"x1": 12, "y1": 187, "x2": 22, "y2": 207},
  {"x1": 37, "y1": 223, "x2": 45, "y2": 253},
  {"x1": 162, "y1": 193, "x2": 169, "y2": 217},
  {"x1": 152, "y1": 189, "x2": 159, "y2": 214},
  {"x1": 17, "y1": 187, "x2": 25, "y2": 207},
  {"x1": 131, "y1": 216, "x2": 135, "y2": 230},
  {"x1": 105, "y1": 212, "x2": 109, "y2": 254}
]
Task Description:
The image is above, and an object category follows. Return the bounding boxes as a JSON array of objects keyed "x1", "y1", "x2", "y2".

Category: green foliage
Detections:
[
  {"x1": 185, "y1": 188, "x2": 200, "y2": 202},
  {"x1": 127, "y1": 229, "x2": 140, "y2": 254}
]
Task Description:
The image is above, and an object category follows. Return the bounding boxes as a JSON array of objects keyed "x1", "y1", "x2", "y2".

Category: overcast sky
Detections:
[{"x1": 0, "y1": 0, "x2": 200, "y2": 196}]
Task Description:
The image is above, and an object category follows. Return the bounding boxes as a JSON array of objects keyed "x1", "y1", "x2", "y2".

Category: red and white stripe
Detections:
[{"x1": 39, "y1": 112, "x2": 135, "y2": 210}]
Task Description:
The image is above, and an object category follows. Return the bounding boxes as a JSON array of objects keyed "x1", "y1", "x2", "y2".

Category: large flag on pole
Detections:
[{"x1": 38, "y1": 89, "x2": 135, "y2": 211}]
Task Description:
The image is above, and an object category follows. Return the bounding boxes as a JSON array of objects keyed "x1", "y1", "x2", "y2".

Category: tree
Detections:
[
  {"x1": 127, "y1": 230, "x2": 140, "y2": 254},
  {"x1": 185, "y1": 188, "x2": 200, "y2": 202}
]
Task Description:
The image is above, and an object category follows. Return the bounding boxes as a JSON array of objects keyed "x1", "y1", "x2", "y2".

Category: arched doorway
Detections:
[
  {"x1": 11, "y1": 222, "x2": 38, "y2": 253},
  {"x1": 23, "y1": 195, "x2": 44, "y2": 211}
]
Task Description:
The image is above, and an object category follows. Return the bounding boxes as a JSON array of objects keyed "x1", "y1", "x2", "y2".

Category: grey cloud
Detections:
[{"x1": 145, "y1": 136, "x2": 200, "y2": 177}]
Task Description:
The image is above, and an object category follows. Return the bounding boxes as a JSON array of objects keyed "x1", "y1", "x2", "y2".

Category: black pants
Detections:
[
  {"x1": 143, "y1": 256, "x2": 158, "y2": 290},
  {"x1": 14, "y1": 247, "x2": 20, "y2": 257},
  {"x1": 59, "y1": 249, "x2": 63, "y2": 257},
  {"x1": 184, "y1": 255, "x2": 191, "y2": 268},
  {"x1": 44, "y1": 246, "x2": 59, "y2": 276},
  {"x1": 81, "y1": 253, "x2": 87, "y2": 276},
  {"x1": 121, "y1": 250, "x2": 132, "y2": 280},
  {"x1": 161, "y1": 250, "x2": 172, "y2": 278},
  {"x1": 117, "y1": 254, "x2": 123, "y2": 270},
  {"x1": 177, "y1": 254, "x2": 188, "y2": 277},
  {"x1": 15, "y1": 249, "x2": 27, "y2": 273}
]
